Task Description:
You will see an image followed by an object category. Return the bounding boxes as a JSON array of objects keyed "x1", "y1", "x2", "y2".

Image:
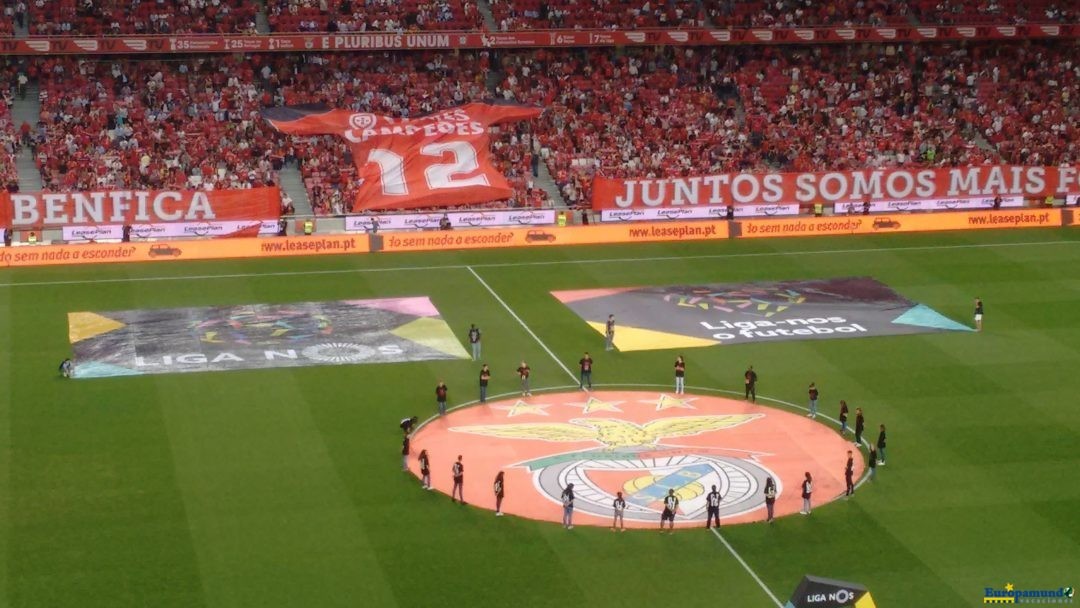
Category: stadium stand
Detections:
[
  {"x1": 33, "y1": 56, "x2": 279, "y2": 191},
  {"x1": 266, "y1": 0, "x2": 483, "y2": 33},
  {"x1": 0, "y1": 0, "x2": 18, "y2": 36},
  {"x1": 488, "y1": 0, "x2": 704, "y2": 30},
  {"x1": 29, "y1": 0, "x2": 258, "y2": 35},
  {"x1": 19, "y1": 40, "x2": 1080, "y2": 209},
  {"x1": 704, "y1": 0, "x2": 911, "y2": 27},
  {"x1": 1, "y1": 60, "x2": 21, "y2": 193}
]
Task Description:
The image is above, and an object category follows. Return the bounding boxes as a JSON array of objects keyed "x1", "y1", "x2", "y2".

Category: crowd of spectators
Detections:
[
  {"x1": 1, "y1": 59, "x2": 23, "y2": 192},
  {"x1": 489, "y1": 0, "x2": 704, "y2": 31},
  {"x1": 910, "y1": 0, "x2": 1075, "y2": 25},
  {"x1": 29, "y1": 0, "x2": 257, "y2": 36},
  {"x1": 968, "y1": 42, "x2": 1078, "y2": 166},
  {"x1": 705, "y1": 0, "x2": 910, "y2": 28},
  {"x1": 490, "y1": 42, "x2": 1076, "y2": 203},
  {"x1": 267, "y1": 0, "x2": 482, "y2": 33},
  {"x1": 4, "y1": 0, "x2": 1076, "y2": 36},
  {"x1": 16, "y1": 41, "x2": 1079, "y2": 212},
  {"x1": 32, "y1": 56, "x2": 281, "y2": 192},
  {"x1": 1, "y1": 0, "x2": 27, "y2": 35}
]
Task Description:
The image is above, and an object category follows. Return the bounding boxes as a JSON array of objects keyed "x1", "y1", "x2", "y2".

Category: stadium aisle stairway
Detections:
[{"x1": 13, "y1": 81, "x2": 41, "y2": 193}]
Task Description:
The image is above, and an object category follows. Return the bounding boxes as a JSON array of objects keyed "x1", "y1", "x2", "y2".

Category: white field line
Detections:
[
  {"x1": 465, "y1": 266, "x2": 578, "y2": 384},
  {"x1": 0, "y1": 238, "x2": 1075, "y2": 288}
]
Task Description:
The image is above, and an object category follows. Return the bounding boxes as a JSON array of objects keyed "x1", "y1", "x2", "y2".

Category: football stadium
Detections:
[{"x1": 0, "y1": 4, "x2": 1079, "y2": 608}]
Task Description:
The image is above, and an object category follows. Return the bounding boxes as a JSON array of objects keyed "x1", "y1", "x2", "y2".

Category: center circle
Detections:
[{"x1": 409, "y1": 391, "x2": 863, "y2": 528}]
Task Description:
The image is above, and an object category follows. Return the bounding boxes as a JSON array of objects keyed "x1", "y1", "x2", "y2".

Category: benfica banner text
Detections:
[
  {"x1": 0, "y1": 187, "x2": 281, "y2": 228},
  {"x1": 592, "y1": 166, "x2": 1080, "y2": 209}
]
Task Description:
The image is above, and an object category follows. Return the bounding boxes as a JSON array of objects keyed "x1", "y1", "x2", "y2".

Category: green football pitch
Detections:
[{"x1": 2, "y1": 227, "x2": 1079, "y2": 607}]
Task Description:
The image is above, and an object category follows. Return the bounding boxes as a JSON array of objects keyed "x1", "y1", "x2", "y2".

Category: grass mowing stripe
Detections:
[
  {"x1": 711, "y1": 528, "x2": 784, "y2": 607},
  {"x1": 0, "y1": 237, "x2": 1075, "y2": 289},
  {"x1": 466, "y1": 265, "x2": 578, "y2": 384}
]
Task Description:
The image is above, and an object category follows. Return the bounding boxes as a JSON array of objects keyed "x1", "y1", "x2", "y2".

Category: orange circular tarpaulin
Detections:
[{"x1": 409, "y1": 391, "x2": 863, "y2": 528}]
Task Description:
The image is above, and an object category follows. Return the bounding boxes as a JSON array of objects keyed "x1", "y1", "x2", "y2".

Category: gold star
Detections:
[
  {"x1": 493, "y1": 400, "x2": 551, "y2": 417},
  {"x1": 642, "y1": 394, "x2": 697, "y2": 411},
  {"x1": 566, "y1": 397, "x2": 624, "y2": 414},
  {"x1": 1005, "y1": 583, "x2": 1014, "y2": 592}
]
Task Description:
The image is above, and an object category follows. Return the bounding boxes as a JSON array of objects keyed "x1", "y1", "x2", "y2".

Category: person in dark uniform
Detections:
[
  {"x1": 808, "y1": 382, "x2": 819, "y2": 419},
  {"x1": 401, "y1": 431, "x2": 410, "y2": 471},
  {"x1": 705, "y1": 485, "x2": 722, "y2": 529},
  {"x1": 605, "y1": 314, "x2": 615, "y2": 351},
  {"x1": 661, "y1": 489, "x2": 679, "y2": 533},
  {"x1": 844, "y1": 450, "x2": 855, "y2": 497},
  {"x1": 974, "y1": 297, "x2": 984, "y2": 332},
  {"x1": 516, "y1": 361, "x2": 531, "y2": 396},
  {"x1": 877, "y1": 424, "x2": 887, "y2": 465},
  {"x1": 467, "y1": 324, "x2": 482, "y2": 360},
  {"x1": 579, "y1": 352, "x2": 593, "y2": 390},
  {"x1": 868, "y1": 446, "x2": 878, "y2": 481},
  {"x1": 800, "y1": 472, "x2": 813, "y2": 515},
  {"x1": 854, "y1": 407, "x2": 865, "y2": 446},
  {"x1": 612, "y1": 491, "x2": 626, "y2": 531},
  {"x1": 839, "y1": 400, "x2": 850, "y2": 435},
  {"x1": 674, "y1": 355, "x2": 686, "y2": 394},
  {"x1": 418, "y1": 449, "x2": 431, "y2": 489},
  {"x1": 399, "y1": 415, "x2": 418, "y2": 433},
  {"x1": 452, "y1": 455, "x2": 465, "y2": 504},
  {"x1": 744, "y1": 365, "x2": 758, "y2": 402},
  {"x1": 436, "y1": 380, "x2": 449, "y2": 416},
  {"x1": 493, "y1": 471, "x2": 505, "y2": 516},
  {"x1": 561, "y1": 483, "x2": 575, "y2": 529},
  {"x1": 59, "y1": 358, "x2": 74, "y2": 378},
  {"x1": 764, "y1": 477, "x2": 777, "y2": 523},
  {"x1": 479, "y1": 364, "x2": 491, "y2": 403}
]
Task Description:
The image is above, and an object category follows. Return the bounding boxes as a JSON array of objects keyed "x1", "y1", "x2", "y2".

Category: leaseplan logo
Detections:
[{"x1": 983, "y1": 582, "x2": 1073, "y2": 604}]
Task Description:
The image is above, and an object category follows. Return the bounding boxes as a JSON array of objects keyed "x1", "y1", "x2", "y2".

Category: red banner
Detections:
[
  {"x1": 0, "y1": 187, "x2": 281, "y2": 228},
  {"x1": 263, "y1": 103, "x2": 541, "y2": 211},
  {"x1": 592, "y1": 166, "x2": 1080, "y2": 209},
  {"x1": 0, "y1": 24, "x2": 1074, "y2": 55}
]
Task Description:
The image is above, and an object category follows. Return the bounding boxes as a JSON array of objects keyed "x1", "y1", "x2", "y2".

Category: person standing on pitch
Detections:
[
  {"x1": 479, "y1": 364, "x2": 491, "y2": 403},
  {"x1": 974, "y1": 297, "x2": 983, "y2": 332},
  {"x1": 799, "y1": 472, "x2": 813, "y2": 515},
  {"x1": 436, "y1": 380, "x2": 449, "y2": 416},
  {"x1": 868, "y1": 446, "x2": 878, "y2": 481},
  {"x1": 579, "y1": 351, "x2": 593, "y2": 390},
  {"x1": 516, "y1": 360, "x2": 531, "y2": 396},
  {"x1": 561, "y1": 483, "x2": 575, "y2": 529},
  {"x1": 764, "y1": 477, "x2": 777, "y2": 523},
  {"x1": 705, "y1": 485, "x2": 722, "y2": 529},
  {"x1": 612, "y1": 491, "x2": 626, "y2": 531},
  {"x1": 808, "y1": 382, "x2": 819, "y2": 418},
  {"x1": 877, "y1": 424, "x2": 887, "y2": 465},
  {"x1": 452, "y1": 455, "x2": 465, "y2": 504},
  {"x1": 854, "y1": 407, "x2": 865, "y2": 446},
  {"x1": 418, "y1": 449, "x2": 431, "y2": 489},
  {"x1": 493, "y1": 471, "x2": 505, "y2": 516},
  {"x1": 401, "y1": 431, "x2": 410, "y2": 471},
  {"x1": 605, "y1": 314, "x2": 615, "y2": 351},
  {"x1": 674, "y1": 355, "x2": 686, "y2": 394},
  {"x1": 661, "y1": 489, "x2": 679, "y2": 533},
  {"x1": 839, "y1": 400, "x2": 850, "y2": 435},
  {"x1": 468, "y1": 323, "x2": 482, "y2": 360},
  {"x1": 844, "y1": 450, "x2": 855, "y2": 498},
  {"x1": 744, "y1": 365, "x2": 758, "y2": 402}
]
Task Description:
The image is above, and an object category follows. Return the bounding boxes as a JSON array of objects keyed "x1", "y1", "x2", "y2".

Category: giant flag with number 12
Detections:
[{"x1": 262, "y1": 102, "x2": 542, "y2": 211}]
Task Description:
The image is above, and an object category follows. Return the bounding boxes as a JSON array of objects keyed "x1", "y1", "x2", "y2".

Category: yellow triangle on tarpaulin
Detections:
[
  {"x1": 586, "y1": 321, "x2": 720, "y2": 352},
  {"x1": 391, "y1": 317, "x2": 470, "y2": 359},
  {"x1": 853, "y1": 593, "x2": 877, "y2": 608},
  {"x1": 68, "y1": 312, "x2": 127, "y2": 343}
]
